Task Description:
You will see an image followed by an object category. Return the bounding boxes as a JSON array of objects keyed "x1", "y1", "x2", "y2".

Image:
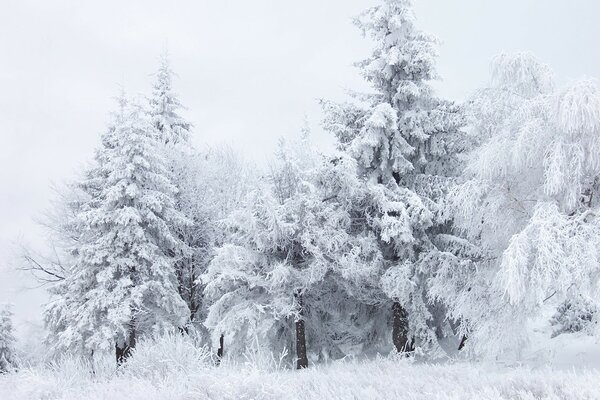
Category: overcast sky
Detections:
[{"x1": 1, "y1": 0, "x2": 599, "y2": 336}]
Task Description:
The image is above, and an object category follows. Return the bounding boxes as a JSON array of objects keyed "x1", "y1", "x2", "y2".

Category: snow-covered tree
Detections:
[
  {"x1": 149, "y1": 52, "x2": 192, "y2": 146},
  {"x1": 146, "y1": 54, "x2": 243, "y2": 336},
  {"x1": 446, "y1": 52, "x2": 600, "y2": 358},
  {"x1": 321, "y1": 0, "x2": 467, "y2": 356},
  {"x1": 204, "y1": 132, "x2": 356, "y2": 367},
  {"x1": 45, "y1": 97, "x2": 189, "y2": 362},
  {"x1": 0, "y1": 305, "x2": 16, "y2": 373},
  {"x1": 146, "y1": 54, "x2": 201, "y2": 332},
  {"x1": 169, "y1": 146, "x2": 253, "y2": 337}
]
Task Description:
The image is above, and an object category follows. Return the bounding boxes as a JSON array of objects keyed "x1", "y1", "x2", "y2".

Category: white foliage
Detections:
[
  {"x1": 148, "y1": 53, "x2": 191, "y2": 146},
  {"x1": 447, "y1": 52, "x2": 600, "y2": 358},
  {"x1": 321, "y1": 0, "x2": 468, "y2": 356},
  {"x1": 45, "y1": 98, "x2": 189, "y2": 354}
]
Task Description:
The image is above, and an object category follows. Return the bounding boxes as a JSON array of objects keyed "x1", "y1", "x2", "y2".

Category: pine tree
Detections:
[
  {"x1": 147, "y1": 53, "x2": 213, "y2": 334},
  {"x1": 149, "y1": 52, "x2": 192, "y2": 146},
  {"x1": 0, "y1": 305, "x2": 16, "y2": 373},
  {"x1": 321, "y1": 0, "x2": 468, "y2": 356},
  {"x1": 45, "y1": 97, "x2": 189, "y2": 362}
]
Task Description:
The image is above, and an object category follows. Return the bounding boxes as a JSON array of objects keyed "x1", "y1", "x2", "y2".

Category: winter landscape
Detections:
[{"x1": 2, "y1": 0, "x2": 600, "y2": 399}]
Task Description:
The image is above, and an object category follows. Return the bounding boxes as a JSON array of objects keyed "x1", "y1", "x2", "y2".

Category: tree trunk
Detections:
[
  {"x1": 458, "y1": 335, "x2": 467, "y2": 351},
  {"x1": 295, "y1": 291, "x2": 308, "y2": 369},
  {"x1": 216, "y1": 334, "x2": 224, "y2": 364},
  {"x1": 115, "y1": 326, "x2": 136, "y2": 365},
  {"x1": 392, "y1": 301, "x2": 413, "y2": 354}
]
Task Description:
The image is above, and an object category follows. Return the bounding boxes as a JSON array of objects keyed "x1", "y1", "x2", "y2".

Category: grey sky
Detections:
[{"x1": 1, "y1": 0, "x2": 599, "y2": 336}]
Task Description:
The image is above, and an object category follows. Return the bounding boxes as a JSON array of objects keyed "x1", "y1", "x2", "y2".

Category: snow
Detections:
[
  {"x1": 1, "y1": 356, "x2": 599, "y2": 400},
  {"x1": 3, "y1": 333, "x2": 600, "y2": 400}
]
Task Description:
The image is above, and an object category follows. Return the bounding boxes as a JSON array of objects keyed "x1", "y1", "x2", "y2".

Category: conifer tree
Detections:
[
  {"x1": 147, "y1": 54, "x2": 211, "y2": 333},
  {"x1": 149, "y1": 52, "x2": 192, "y2": 146},
  {"x1": 45, "y1": 97, "x2": 189, "y2": 362},
  {"x1": 322, "y1": 0, "x2": 468, "y2": 355}
]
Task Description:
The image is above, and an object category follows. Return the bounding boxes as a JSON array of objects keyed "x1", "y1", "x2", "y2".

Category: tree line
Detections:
[{"x1": 18, "y1": 0, "x2": 600, "y2": 368}]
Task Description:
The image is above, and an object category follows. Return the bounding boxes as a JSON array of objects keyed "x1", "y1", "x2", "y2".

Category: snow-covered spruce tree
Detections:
[
  {"x1": 147, "y1": 54, "x2": 206, "y2": 333},
  {"x1": 0, "y1": 305, "x2": 17, "y2": 373},
  {"x1": 321, "y1": 0, "x2": 468, "y2": 356},
  {"x1": 446, "y1": 52, "x2": 600, "y2": 358},
  {"x1": 45, "y1": 97, "x2": 189, "y2": 363},
  {"x1": 149, "y1": 52, "x2": 192, "y2": 146},
  {"x1": 204, "y1": 133, "x2": 352, "y2": 368}
]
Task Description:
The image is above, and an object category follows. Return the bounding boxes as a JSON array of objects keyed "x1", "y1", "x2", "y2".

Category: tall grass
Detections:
[{"x1": 1, "y1": 334, "x2": 599, "y2": 400}]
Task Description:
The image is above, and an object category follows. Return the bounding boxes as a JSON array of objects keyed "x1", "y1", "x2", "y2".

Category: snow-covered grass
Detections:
[
  {"x1": 2, "y1": 359, "x2": 599, "y2": 400},
  {"x1": 2, "y1": 335, "x2": 599, "y2": 400}
]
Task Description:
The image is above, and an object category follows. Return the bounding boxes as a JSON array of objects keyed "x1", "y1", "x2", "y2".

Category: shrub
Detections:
[{"x1": 550, "y1": 295, "x2": 598, "y2": 337}]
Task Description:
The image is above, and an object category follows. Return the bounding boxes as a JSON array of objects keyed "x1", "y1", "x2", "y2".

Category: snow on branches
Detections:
[{"x1": 447, "y1": 52, "x2": 600, "y2": 358}]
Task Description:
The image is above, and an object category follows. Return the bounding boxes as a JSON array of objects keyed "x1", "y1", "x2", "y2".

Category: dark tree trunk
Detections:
[
  {"x1": 115, "y1": 327, "x2": 136, "y2": 365},
  {"x1": 392, "y1": 301, "x2": 413, "y2": 354},
  {"x1": 295, "y1": 291, "x2": 308, "y2": 369},
  {"x1": 216, "y1": 334, "x2": 224, "y2": 364},
  {"x1": 458, "y1": 335, "x2": 467, "y2": 351}
]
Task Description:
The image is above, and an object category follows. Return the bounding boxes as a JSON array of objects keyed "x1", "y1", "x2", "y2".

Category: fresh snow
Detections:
[{"x1": 1, "y1": 359, "x2": 599, "y2": 400}]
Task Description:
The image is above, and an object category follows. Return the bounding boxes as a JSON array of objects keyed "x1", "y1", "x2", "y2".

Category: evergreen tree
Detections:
[
  {"x1": 45, "y1": 97, "x2": 189, "y2": 362},
  {"x1": 149, "y1": 52, "x2": 192, "y2": 146},
  {"x1": 322, "y1": 0, "x2": 468, "y2": 356},
  {"x1": 148, "y1": 53, "x2": 211, "y2": 333},
  {"x1": 0, "y1": 305, "x2": 16, "y2": 373}
]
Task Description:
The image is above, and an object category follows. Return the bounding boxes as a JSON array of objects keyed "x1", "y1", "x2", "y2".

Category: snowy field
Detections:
[
  {"x1": 2, "y1": 359, "x2": 599, "y2": 400},
  {"x1": 2, "y1": 334, "x2": 600, "y2": 400}
]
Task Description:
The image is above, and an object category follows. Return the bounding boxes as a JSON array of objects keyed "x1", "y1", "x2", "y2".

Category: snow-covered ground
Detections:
[
  {"x1": 2, "y1": 331, "x2": 599, "y2": 400},
  {"x1": 2, "y1": 358, "x2": 599, "y2": 400}
]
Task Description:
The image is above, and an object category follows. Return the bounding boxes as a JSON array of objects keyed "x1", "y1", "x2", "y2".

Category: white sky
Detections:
[{"x1": 1, "y1": 0, "x2": 599, "y2": 336}]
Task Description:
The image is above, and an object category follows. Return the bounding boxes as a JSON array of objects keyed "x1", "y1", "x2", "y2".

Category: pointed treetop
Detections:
[
  {"x1": 149, "y1": 51, "x2": 192, "y2": 146},
  {"x1": 355, "y1": 0, "x2": 438, "y2": 101}
]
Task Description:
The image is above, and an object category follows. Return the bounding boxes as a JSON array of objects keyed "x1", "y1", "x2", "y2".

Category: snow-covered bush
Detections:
[
  {"x1": 551, "y1": 295, "x2": 598, "y2": 338},
  {"x1": 231, "y1": 337, "x2": 290, "y2": 372},
  {"x1": 119, "y1": 333, "x2": 213, "y2": 380}
]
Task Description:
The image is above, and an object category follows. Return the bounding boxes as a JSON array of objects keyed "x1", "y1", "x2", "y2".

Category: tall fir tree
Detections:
[
  {"x1": 149, "y1": 52, "x2": 192, "y2": 146},
  {"x1": 45, "y1": 97, "x2": 189, "y2": 362},
  {"x1": 322, "y1": 0, "x2": 469, "y2": 355},
  {"x1": 148, "y1": 53, "x2": 207, "y2": 332}
]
